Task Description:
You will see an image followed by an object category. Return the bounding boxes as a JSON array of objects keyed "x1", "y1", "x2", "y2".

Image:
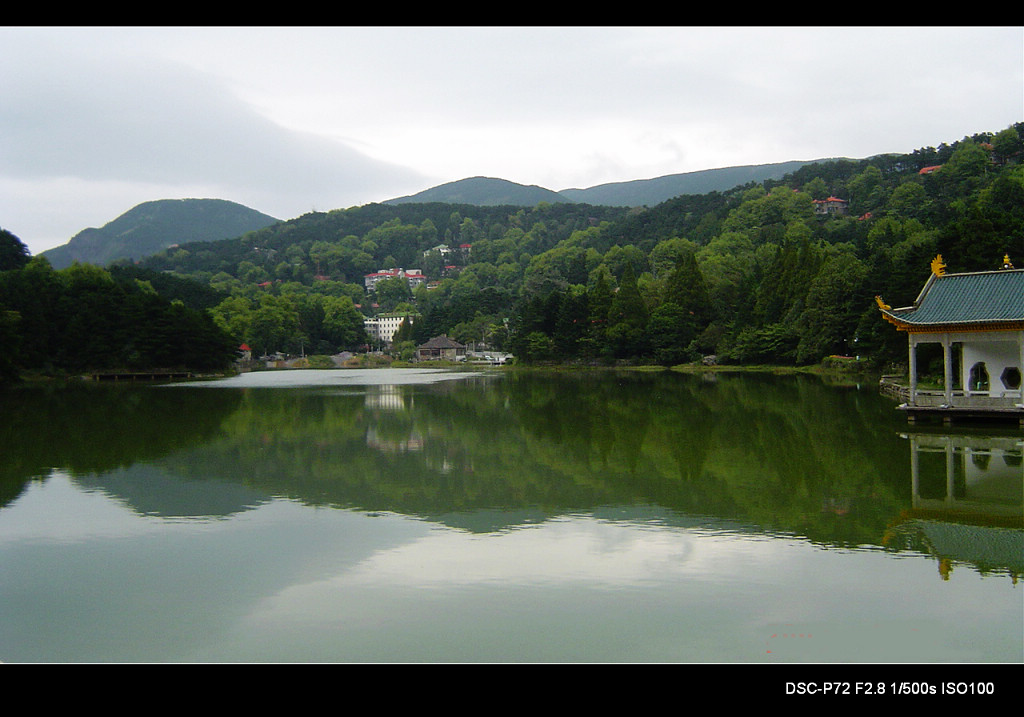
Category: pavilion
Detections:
[{"x1": 877, "y1": 254, "x2": 1024, "y2": 425}]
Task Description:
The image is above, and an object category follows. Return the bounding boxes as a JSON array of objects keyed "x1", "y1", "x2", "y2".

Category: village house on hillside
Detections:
[
  {"x1": 812, "y1": 196, "x2": 848, "y2": 216},
  {"x1": 877, "y1": 254, "x2": 1024, "y2": 426},
  {"x1": 363, "y1": 268, "x2": 426, "y2": 292}
]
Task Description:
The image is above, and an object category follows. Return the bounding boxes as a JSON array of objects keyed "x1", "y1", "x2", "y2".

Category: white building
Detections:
[{"x1": 364, "y1": 313, "x2": 417, "y2": 345}]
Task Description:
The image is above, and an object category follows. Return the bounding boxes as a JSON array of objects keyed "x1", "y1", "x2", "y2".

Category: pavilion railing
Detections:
[{"x1": 879, "y1": 376, "x2": 1022, "y2": 408}]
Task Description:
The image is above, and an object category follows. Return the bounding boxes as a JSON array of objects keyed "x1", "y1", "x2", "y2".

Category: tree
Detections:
[
  {"x1": 322, "y1": 295, "x2": 366, "y2": 350},
  {"x1": 393, "y1": 315, "x2": 415, "y2": 344},
  {"x1": 249, "y1": 294, "x2": 302, "y2": 356},
  {"x1": 846, "y1": 165, "x2": 886, "y2": 214},
  {"x1": 552, "y1": 285, "x2": 589, "y2": 358},
  {"x1": 795, "y1": 252, "x2": 869, "y2": 364},
  {"x1": 581, "y1": 267, "x2": 614, "y2": 358},
  {"x1": 648, "y1": 303, "x2": 698, "y2": 365},
  {"x1": 647, "y1": 252, "x2": 712, "y2": 364},
  {"x1": 373, "y1": 276, "x2": 412, "y2": 311},
  {"x1": 648, "y1": 237, "x2": 699, "y2": 278},
  {"x1": 936, "y1": 140, "x2": 993, "y2": 200},
  {"x1": 991, "y1": 126, "x2": 1023, "y2": 165},
  {"x1": 0, "y1": 306, "x2": 20, "y2": 382},
  {"x1": 606, "y1": 264, "x2": 649, "y2": 359},
  {"x1": 0, "y1": 229, "x2": 31, "y2": 272},
  {"x1": 661, "y1": 251, "x2": 711, "y2": 325}
]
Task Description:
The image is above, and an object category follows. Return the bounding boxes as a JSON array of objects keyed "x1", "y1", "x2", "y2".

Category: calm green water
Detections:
[{"x1": 1, "y1": 368, "x2": 1021, "y2": 663}]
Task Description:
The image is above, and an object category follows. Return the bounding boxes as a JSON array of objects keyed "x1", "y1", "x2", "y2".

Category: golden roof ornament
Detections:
[
  {"x1": 874, "y1": 296, "x2": 890, "y2": 311},
  {"x1": 1002, "y1": 254, "x2": 1014, "y2": 269},
  {"x1": 930, "y1": 254, "x2": 946, "y2": 276}
]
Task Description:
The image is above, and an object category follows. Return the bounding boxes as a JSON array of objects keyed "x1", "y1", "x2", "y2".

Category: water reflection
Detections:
[
  {"x1": 3, "y1": 370, "x2": 1014, "y2": 550},
  {"x1": 2, "y1": 369, "x2": 1022, "y2": 662},
  {"x1": 0, "y1": 381, "x2": 241, "y2": 505},
  {"x1": 906, "y1": 431, "x2": 1022, "y2": 521},
  {"x1": 885, "y1": 429, "x2": 1023, "y2": 582}
]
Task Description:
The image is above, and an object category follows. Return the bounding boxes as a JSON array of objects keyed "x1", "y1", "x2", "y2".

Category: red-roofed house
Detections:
[{"x1": 812, "y1": 196, "x2": 849, "y2": 216}]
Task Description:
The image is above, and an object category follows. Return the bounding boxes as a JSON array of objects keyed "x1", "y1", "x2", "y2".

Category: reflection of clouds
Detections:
[
  {"x1": 0, "y1": 472, "x2": 163, "y2": 543},
  {"x1": 238, "y1": 517, "x2": 783, "y2": 632},
  {"x1": 349, "y1": 518, "x2": 704, "y2": 587},
  {"x1": 6, "y1": 457, "x2": 1020, "y2": 661}
]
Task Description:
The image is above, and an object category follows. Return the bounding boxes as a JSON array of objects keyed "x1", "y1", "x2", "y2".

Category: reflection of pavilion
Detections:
[
  {"x1": 886, "y1": 430, "x2": 1023, "y2": 582},
  {"x1": 906, "y1": 431, "x2": 1022, "y2": 522}
]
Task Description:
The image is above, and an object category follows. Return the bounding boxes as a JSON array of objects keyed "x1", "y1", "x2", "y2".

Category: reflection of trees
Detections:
[
  {"x1": 695, "y1": 374, "x2": 909, "y2": 540},
  {"x1": 4, "y1": 372, "x2": 937, "y2": 547},
  {"x1": 141, "y1": 371, "x2": 914, "y2": 547},
  {"x1": 0, "y1": 383, "x2": 242, "y2": 507}
]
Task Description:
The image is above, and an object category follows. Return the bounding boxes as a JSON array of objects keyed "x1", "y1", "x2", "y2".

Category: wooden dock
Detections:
[{"x1": 87, "y1": 370, "x2": 194, "y2": 382}]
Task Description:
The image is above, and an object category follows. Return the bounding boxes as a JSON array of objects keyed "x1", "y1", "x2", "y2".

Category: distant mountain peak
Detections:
[
  {"x1": 385, "y1": 176, "x2": 574, "y2": 206},
  {"x1": 41, "y1": 198, "x2": 279, "y2": 269},
  {"x1": 385, "y1": 160, "x2": 835, "y2": 209}
]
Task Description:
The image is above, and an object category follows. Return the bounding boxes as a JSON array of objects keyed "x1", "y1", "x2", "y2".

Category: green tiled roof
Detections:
[{"x1": 885, "y1": 269, "x2": 1024, "y2": 326}]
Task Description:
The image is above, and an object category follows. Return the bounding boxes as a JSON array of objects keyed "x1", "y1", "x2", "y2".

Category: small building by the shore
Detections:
[
  {"x1": 415, "y1": 335, "x2": 466, "y2": 361},
  {"x1": 876, "y1": 254, "x2": 1024, "y2": 425}
]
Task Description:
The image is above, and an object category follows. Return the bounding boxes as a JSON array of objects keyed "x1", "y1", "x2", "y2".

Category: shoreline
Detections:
[{"x1": 5, "y1": 356, "x2": 883, "y2": 386}]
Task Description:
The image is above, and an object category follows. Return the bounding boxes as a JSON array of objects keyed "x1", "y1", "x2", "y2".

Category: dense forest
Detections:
[
  {"x1": 2, "y1": 124, "x2": 1022, "y2": 380},
  {"x1": 0, "y1": 232, "x2": 238, "y2": 382}
]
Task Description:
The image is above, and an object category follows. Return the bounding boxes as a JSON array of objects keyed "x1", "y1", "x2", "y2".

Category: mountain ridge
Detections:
[
  {"x1": 38, "y1": 159, "x2": 843, "y2": 267},
  {"x1": 557, "y1": 159, "x2": 839, "y2": 205},
  {"x1": 386, "y1": 176, "x2": 573, "y2": 206},
  {"x1": 41, "y1": 198, "x2": 280, "y2": 269},
  {"x1": 386, "y1": 159, "x2": 839, "y2": 208}
]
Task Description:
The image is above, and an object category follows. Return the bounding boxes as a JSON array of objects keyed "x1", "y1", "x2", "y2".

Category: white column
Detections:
[
  {"x1": 945, "y1": 440, "x2": 955, "y2": 509},
  {"x1": 908, "y1": 336, "x2": 918, "y2": 406},
  {"x1": 1018, "y1": 330, "x2": 1023, "y2": 407},
  {"x1": 1019, "y1": 330, "x2": 1023, "y2": 380},
  {"x1": 942, "y1": 336, "x2": 954, "y2": 406},
  {"x1": 910, "y1": 436, "x2": 920, "y2": 509}
]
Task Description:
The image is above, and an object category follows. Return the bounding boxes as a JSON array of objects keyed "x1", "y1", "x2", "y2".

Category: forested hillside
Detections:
[
  {"x1": 4, "y1": 124, "x2": 1021, "y2": 379},
  {"x1": 128, "y1": 125, "x2": 1022, "y2": 370}
]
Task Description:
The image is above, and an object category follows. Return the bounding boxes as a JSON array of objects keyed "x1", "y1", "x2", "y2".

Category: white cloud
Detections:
[{"x1": 1, "y1": 26, "x2": 1020, "y2": 255}]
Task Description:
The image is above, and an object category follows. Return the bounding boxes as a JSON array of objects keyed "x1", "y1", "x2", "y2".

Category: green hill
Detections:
[
  {"x1": 558, "y1": 160, "x2": 835, "y2": 206},
  {"x1": 42, "y1": 198, "x2": 280, "y2": 269},
  {"x1": 129, "y1": 123, "x2": 1024, "y2": 370},
  {"x1": 385, "y1": 161, "x2": 834, "y2": 208},
  {"x1": 386, "y1": 176, "x2": 573, "y2": 206}
]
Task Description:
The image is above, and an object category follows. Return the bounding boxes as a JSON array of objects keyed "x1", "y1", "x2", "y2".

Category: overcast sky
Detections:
[{"x1": 2, "y1": 26, "x2": 1022, "y2": 255}]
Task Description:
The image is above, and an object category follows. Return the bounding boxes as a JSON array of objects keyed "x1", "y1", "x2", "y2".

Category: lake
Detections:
[{"x1": 1, "y1": 368, "x2": 1021, "y2": 663}]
